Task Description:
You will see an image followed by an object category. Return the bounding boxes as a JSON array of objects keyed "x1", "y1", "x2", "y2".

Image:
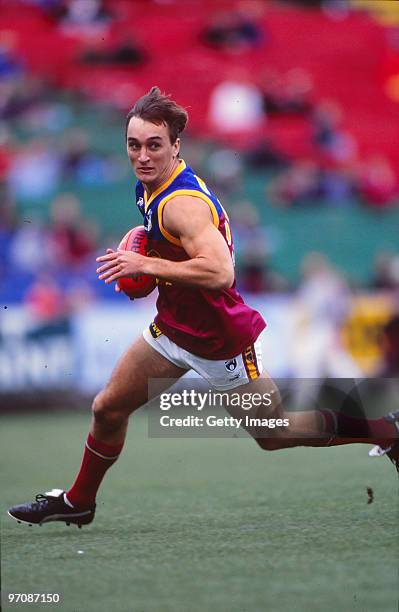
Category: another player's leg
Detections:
[{"x1": 8, "y1": 336, "x2": 188, "y2": 526}]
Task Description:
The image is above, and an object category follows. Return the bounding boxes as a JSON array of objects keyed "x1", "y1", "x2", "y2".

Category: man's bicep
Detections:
[
  {"x1": 163, "y1": 196, "x2": 228, "y2": 259},
  {"x1": 182, "y1": 223, "x2": 230, "y2": 262},
  {"x1": 163, "y1": 196, "x2": 234, "y2": 287}
]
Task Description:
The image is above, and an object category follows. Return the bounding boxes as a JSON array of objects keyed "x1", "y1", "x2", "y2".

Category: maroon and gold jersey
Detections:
[{"x1": 136, "y1": 159, "x2": 266, "y2": 359}]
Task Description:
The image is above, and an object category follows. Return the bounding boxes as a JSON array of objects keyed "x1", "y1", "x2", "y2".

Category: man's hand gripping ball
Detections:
[{"x1": 96, "y1": 226, "x2": 156, "y2": 299}]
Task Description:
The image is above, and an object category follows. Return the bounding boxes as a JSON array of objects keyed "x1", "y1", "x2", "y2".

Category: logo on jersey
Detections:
[
  {"x1": 137, "y1": 197, "x2": 144, "y2": 211},
  {"x1": 225, "y1": 358, "x2": 237, "y2": 372},
  {"x1": 144, "y1": 209, "x2": 152, "y2": 231}
]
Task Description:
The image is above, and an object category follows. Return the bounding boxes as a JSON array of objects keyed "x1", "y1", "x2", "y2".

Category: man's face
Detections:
[{"x1": 126, "y1": 116, "x2": 180, "y2": 189}]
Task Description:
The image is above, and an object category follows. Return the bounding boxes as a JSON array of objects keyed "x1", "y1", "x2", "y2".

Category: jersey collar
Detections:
[{"x1": 144, "y1": 159, "x2": 187, "y2": 211}]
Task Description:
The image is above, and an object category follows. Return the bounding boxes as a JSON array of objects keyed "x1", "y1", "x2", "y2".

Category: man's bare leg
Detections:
[
  {"x1": 226, "y1": 373, "x2": 397, "y2": 451},
  {"x1": 66, "y1": 336, "x2": 188, "y2": 508},
  {"x1": 90, "y1": 336, "x2": 187, "y2": 444}
]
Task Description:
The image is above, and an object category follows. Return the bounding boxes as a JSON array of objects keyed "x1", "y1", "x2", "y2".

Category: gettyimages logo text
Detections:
[{"x1": 159, "y1": 389, "x2": 275, "y2": 411}]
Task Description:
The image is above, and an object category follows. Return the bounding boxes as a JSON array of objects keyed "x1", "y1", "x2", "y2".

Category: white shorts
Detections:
[{"x1": 143, "y1": 322, "x2": 263, "y2": 391}]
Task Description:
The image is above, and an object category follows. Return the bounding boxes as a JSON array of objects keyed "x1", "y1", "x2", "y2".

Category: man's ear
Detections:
[{"x1": 173, "y1": 138, "x2": 180, "y2": 158}]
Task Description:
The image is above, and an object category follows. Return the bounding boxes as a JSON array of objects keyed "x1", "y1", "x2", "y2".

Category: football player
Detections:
[{"x1": 8, "y1": 88, "x2": 398, "y2": 527}]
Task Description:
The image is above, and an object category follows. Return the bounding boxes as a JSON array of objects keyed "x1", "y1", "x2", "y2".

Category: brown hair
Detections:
[{"x1": 125, "y1": 86, "x2": 188, "y2": 143}]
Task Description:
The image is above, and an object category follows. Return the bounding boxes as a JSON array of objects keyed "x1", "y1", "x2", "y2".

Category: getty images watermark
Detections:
[
  {"x1": 147, "y1": 377, "x2": 399, "y2": 438},
  {"x1": 159, "y1": 389, "x2": 289, "y2": 429},
  {"x1": 147, "y1": 379, "x2": 290, "y2": 438}
]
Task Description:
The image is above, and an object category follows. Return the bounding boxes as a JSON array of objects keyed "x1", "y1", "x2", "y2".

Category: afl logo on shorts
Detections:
[{"x1": 225, "y1": 358, "x2": 237, "y2": 372}]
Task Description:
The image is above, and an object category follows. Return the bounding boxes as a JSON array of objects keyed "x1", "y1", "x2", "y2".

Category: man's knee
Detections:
[{"x1": 92, "y1": 391, "x2": 127, "y2": 431}]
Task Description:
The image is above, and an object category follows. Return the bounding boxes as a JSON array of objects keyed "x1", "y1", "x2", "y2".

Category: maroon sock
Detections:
[
  {"x1": 319, "y1": 409, "x2": 397, "y2": 446},
  {"x1": 66, "y1": 434, "x2": 124, "y2": 509}
]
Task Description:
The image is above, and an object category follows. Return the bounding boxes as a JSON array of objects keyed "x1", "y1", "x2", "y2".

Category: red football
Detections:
[{"x1": 117, "y1": 226, "x2": 157, "y2": 298}]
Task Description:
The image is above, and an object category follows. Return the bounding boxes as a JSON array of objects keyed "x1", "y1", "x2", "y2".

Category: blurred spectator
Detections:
[
  {"x1": 267, "y1": 160, "x2": 321, "y2": 207},
  {"x1": 178, "y1": 136, "x2": 208, "y2": 172},
  {"x1": 298, "y1": 253, "x2": 351, "y2": 323},
  {"x1": 208, "y1": 72, "x2": 264, "y2": 134},
  {"x1": 267, "y1": 160, "x2": 357, "y2": 207},
  {"x1": 317, "y1": 167, "x2": 355, "y2": 205},
  {"x1": 231, "y1": 200, "x2": 268, "y2": 257},
  {"x1": 357, "y1": 155, "x2": 398, "y2": 209},
  {"x1": 7, "y1": 139, "x2": 62, "y2": 201},
  {"x1": 206, "y1": 148, "x2": 243, "y2": 196},
  {"x1": 231, "y1": 200, "x2": 288, "y2": 293},
  {"x1": 239, "y1": 256, "x2": 290, "y2": 293},
  {"x1": 232, "y1": 200, "x2": 267, "y2": 293},
  {"x1": 57, "y1": 0, "x2": 112, "y2": 34},
  {"x1": 61, "y1": 128, "x2": 91, "y2": 176},
  {"x1": 9, "y1": 221, "x2": 52, "y2": 274},
  {"x1": 19, "y1": 92, "x2": 72, "y2": 135},
  {"x1": 0, "y1": 77, "x2": 54, "y2": 122},
  {"x1": 260, "y1": 67, "x2": 314, "y2": 117},
  {"x1": 201, "y1": 8, "x2": 264, "y2": 52},
  {"x1": 48, "y1": 193, "x2": 97, "y2": 268},
  {"x1": 61, "y1": 0, "x2": 110, "y2": 23},
  {"x1": 80, "y1": 36, "x2": 146, "y2": 66},
  {"x1": 60, "y1": 128, "x2": 123, "y2": 186},
  {"x1": 0, "y1": 78, "x2": 29, "y2": 121},
  {"x1": 291, "y1": 252, "x2": 362, "y2": 377},
  {"x1": 24, "y1": 274, "x2": 65, "y2": 323},
  {"x1": 245, "y1": 138, "x2": 289, "y2": 170},
  {"x1": 311, "y1": 100, "x2": 358, "y2": 164}
]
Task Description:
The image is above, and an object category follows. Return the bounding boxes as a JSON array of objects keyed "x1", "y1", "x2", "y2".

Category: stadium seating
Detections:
[
  {"x1": 2, "y1": 0, "x2": 398, "y2": 167},
  {"x1": 1, "y1": 0, "x2": 398, "y2": 302}
]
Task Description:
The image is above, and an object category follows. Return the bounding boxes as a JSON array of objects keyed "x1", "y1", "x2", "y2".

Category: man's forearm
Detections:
[{"x1": 141, "y1": 255, "x2": 233, "y2": 290}]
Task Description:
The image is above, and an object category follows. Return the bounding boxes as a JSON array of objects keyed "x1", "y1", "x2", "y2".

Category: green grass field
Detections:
[{"x1": 1, "y1": 411, "x2": 398, "y2": 612}]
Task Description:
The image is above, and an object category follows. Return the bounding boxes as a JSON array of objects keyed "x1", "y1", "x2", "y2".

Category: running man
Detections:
[{"x1": 8, "y1": 87, "x2": 398, "y2": 527}]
